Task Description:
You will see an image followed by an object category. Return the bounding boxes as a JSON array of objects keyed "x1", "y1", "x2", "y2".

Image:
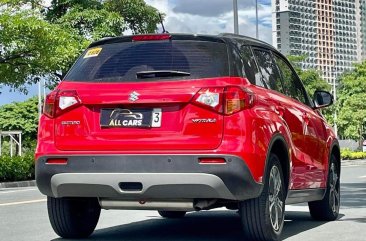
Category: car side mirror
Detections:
[{"x1": 313, "y1": 90, "x2": 333, "y2": 109}]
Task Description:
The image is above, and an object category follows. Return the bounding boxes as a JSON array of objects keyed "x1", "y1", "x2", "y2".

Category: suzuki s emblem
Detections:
[{"x1": 129, "y1": 91, "x2": 140, "y2": 102}]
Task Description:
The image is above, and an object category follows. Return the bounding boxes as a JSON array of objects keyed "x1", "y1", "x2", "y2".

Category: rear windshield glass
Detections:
[{"x1": 64, "y1": 40, "x2": 229, "y2": 82}]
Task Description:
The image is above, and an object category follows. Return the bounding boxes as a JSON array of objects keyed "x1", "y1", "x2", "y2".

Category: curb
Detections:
[
  {"x1": 0, "y1": 180, "x2": 36, "y2": 189},
  {"x1": 341, "y1": 159, "x2": 366, "y2": 166}
]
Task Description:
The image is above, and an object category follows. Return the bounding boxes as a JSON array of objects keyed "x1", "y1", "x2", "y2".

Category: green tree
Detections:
[
  {"x1": 46, "y1": 0, "x2": 125, "y2": 41},
  {"x1": 0, "y1": 9, "x2": 85, "y2": 91},
  {"x1": 337, "y1": 62, "x2": 366, "y2": 144},
  {"x1": 287, "y1": 55, "x2": 331, "y2": 95},
  {"x1": 0, "y1": 0, "x2": 162, "y2": 91},
  {"x1": 0, "y1": 97, "x2": 38, "y2": 144},
  {"x1": 105, "y1": 0, "x2": 162, "y2": 34},
  {"x1": 287, "y1": 55, "x2": 334, "y2": 124}
]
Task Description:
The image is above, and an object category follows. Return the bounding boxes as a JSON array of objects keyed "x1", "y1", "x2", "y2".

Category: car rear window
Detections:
[{"x1": 64, "y1": 40, "x2": 229, "y2": 82}]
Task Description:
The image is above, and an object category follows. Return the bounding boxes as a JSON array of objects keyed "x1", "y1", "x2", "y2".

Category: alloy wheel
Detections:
[
  {"x1": 329, "y1": 163, "x2": 340, "y2": 214},
  {"x1": 268, "y1": 165, "x2": 284, "y2": 232}
]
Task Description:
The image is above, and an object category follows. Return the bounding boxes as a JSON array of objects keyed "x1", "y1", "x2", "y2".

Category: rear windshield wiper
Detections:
[{"x1": 136, "y1": 70, "x2": 190, "y2": 79}]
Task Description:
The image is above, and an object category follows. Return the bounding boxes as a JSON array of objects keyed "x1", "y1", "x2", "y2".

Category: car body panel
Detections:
[{"x1": 35, "y1": 33, "x2": 339, "y2": 204}]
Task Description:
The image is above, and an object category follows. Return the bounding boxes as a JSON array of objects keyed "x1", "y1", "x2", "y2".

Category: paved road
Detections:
[{"x1": 0, "y1": 164, "x2": 365, "y2": 241}]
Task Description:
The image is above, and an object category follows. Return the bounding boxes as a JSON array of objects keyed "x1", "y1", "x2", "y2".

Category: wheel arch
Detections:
[
  {"x1": 330, "y1": 140, "x2": 341, "y2": 176},
  {"x1": 264, "y1": 134, "x2": 291, "y2": 194}
]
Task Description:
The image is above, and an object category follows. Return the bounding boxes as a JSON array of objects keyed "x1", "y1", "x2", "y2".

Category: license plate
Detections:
[{"x1": 100, "y1": 108, "x2": 162, "y2": 128}]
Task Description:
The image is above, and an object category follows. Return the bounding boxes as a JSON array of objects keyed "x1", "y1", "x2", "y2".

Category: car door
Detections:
[
  {"x1": 251, "y1": 48, "x2": 309, "y2": 189},
  {"x1": 272, "y1": 53, "x2": 326, "y2": 189}
]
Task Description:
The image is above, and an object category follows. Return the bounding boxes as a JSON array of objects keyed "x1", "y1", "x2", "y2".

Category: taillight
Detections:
[
  {"x1": 193, "y1": 87, "x2": 224, "y2": 113},
  {"x1": 43, "y1": 90, "x2": 81, "y2": 118},
  {"x1": 224, "y1": 87, "x2": 254, "y2": 115},
  {"x1": 132, "y1": 34, "x2": 171, "y2": 41},
  {"x1": 192, "y1": 86, "x2": 254, "y2": 115},
  {"x1": 43, "y1": 91, "x2": 57, "y2": 118}
]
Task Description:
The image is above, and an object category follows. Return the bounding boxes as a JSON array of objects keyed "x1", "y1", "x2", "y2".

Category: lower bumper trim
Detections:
[
  {"x1": 51, "y1": 173, "x2": 237, "y2": 200},
  {"x1": 99, "y1": 199, "x2": 195, "y2": 211},
  {"x1": 36, "y1": 154, "x2": 263, "y2": 201}
]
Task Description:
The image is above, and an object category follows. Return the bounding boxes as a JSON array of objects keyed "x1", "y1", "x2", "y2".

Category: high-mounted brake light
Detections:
[
  {"x1": 132, "y1": 34, "x2": 171, "y2": 42},
  {"x1": 43, "y1": 90, "x2": 81, "y2": 118},
  {"x1": 192, "y1": 86, "x2": 254, "y2": 115}
]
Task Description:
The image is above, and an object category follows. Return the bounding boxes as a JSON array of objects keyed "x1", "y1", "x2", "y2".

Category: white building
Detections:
[{"x1": 272, "y1": 0, "x2": 362, "y2": 84}]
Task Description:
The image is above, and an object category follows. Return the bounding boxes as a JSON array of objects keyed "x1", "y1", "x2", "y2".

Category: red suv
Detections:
[{"x1": 36, "y1": 34, "x2": 340, "y2": 241}]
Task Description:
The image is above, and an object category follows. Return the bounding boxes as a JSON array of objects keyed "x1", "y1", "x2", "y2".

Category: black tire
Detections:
[
  {"x1": 47, "y1": 197, "x2": 101, "y2": 239},
  {"x1": 239, "y1": 153, "x2": 286, "y2": 241},
  {"x1": 308, "y1": 154, "x2": 340, "y2": 221},
  {"x1": 158, "y1": 210, "x2": 186, "y2": 218}
]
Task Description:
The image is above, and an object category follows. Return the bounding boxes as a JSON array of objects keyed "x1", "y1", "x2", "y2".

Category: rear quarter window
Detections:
[
  {"x1": 65, "y1": 40, "x2": 229, "y2": 82},
  {"x1": 253, "y1": 49, "x2": 284, "y2": 93}
]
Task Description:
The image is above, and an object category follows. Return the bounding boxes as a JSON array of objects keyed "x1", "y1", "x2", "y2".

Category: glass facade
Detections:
[{"x1": 272, "y1": 0, "x2": 362, "y2": 84}]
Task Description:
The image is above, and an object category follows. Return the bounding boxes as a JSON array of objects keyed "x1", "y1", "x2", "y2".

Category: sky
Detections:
[{"x1": 0, "y1": 0, "x2": 272, "y2": 106}]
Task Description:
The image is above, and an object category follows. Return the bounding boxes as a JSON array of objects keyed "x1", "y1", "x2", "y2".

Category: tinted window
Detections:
[
  {"x1": 274, "y1": 54, "x2": 308, "y2": 104},
  {"x1": 240, "y1": 46, "x2": 265, "y2": 87},
  {"x1": 253, "y1": 49, "x2": 284, "y2": 93},
  {"x1": 65, "y1": 40, "x2": 229, "y2": 82}
]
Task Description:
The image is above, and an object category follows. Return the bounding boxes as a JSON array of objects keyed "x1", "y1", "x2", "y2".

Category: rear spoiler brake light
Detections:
[{"x1": 132, "y1": 34, "x2": 171, "y2": 41}]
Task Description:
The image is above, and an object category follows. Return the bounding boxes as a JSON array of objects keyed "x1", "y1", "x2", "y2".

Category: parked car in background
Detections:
[{"x1": 36, "y1": 33, "x2": 340, "y2": 241}]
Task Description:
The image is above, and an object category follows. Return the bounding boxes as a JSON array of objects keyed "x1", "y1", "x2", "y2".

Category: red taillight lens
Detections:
[
  {"x1": 224, "y1": 87, "x2": 254, "y2": 115},
  {"x1": 43, "y1": 91, "x2": 57, "y2": 118},
  {"x1": 132, "y1": 34, "x2": 171, "y2": 41},
  {"x1": 192, "y1": 86, "x2": 254, "y2": 115},
  {"x1": 199, "y1": 157, "x2": 226, "y2": 164},
  {"x1": 43, "y1": 90, "x2": 81, "y2": 118},
  {"x1": 46, "y1": 158, "x2": 68, "y2": 165}
]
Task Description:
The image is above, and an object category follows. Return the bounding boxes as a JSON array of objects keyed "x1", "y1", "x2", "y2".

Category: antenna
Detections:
[{"x1": 159, "y1": 13, "x2": 168, "y2": 33}]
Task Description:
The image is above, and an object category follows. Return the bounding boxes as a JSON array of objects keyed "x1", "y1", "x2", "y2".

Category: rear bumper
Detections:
[{"x1": 36, "y1": 155, "x2": 263, "y2": 201}]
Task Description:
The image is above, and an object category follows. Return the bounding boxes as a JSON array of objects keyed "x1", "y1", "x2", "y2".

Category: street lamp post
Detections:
[
  {"x1": 333, "y1": 74, "x2": 338, "y2": 137},
  {"x1": 38, "y1": 79, "x2": 42, "y2": 119},
  {"x1": 233, "y1": 0, "x2": 239, "y2": 34},
  {"x1": 256, "y1": 0, "x2": 259, "y2": 39},
  {"x1": 233, "y1": 0, "x2": 258, "y2": 37}
]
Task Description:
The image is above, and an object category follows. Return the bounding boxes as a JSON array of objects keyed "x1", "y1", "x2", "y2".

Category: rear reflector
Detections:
[
  {"x1": 199, "y1": 157, "x2": 226, "y2": 164},
  {"x1": 46, "y1": 158, "x2": 68, "y2": 165},
  {"x1": 132, "y1": 34, "x2": 171, "y2": 41}
]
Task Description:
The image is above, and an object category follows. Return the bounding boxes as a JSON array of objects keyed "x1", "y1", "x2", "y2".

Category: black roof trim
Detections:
[
  {"x1": 219, "y1": 33, "x2": 276, "y2": 50},
  {"x1": 87, "y1": 33, "x2": 277, "y2": 50}
]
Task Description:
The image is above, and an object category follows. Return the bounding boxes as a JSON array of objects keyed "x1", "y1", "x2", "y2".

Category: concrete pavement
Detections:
[{"x1": 0, "y1": 165, "x2": 365, "y2": 241}]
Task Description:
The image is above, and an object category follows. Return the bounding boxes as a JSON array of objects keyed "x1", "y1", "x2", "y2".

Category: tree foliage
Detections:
[
  {"x1": 0, "y1": 9, "x2": 85, "y2": 91},
  {"x1": 287, "y1": 55, "x2": 334, "y2": 123},
  {"x1": 0, "y1": 97, "x2": 38, "y2": 142},
  {"x1": 337, "y1": 62, "x2": 366, "y2": 142},
  {"x1": 287, "y1": 55, "x2": 331, "y2": 95},
  {"x1": 0, "y1": 0, "x2": 162, "y2": 91}
]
